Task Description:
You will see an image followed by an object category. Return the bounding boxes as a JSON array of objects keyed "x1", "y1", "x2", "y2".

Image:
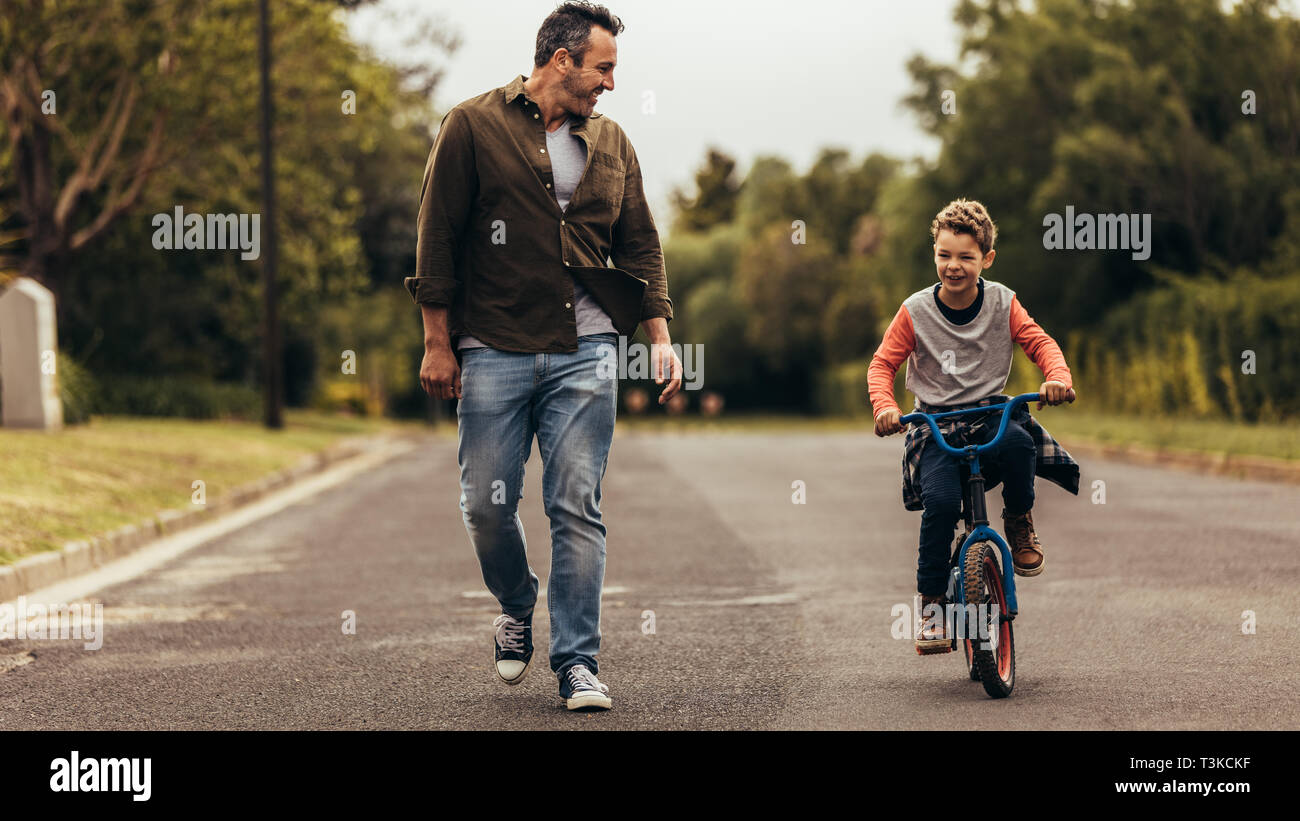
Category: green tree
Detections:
[
  {"x1": 734, "y1": 222, "x2": 842, "y2": 376},
  {"x1": 896, "y1": 0, "x2": 1300, "y2": 331},
  {"x1": 799, "y1": 149, "x2": 899, "y2": 254},
  {"x1": 670, "y1": 147, "x2": 741, "y2": 233},
  {"x1": 0, "y1": 0, "x2": 193, "y2": 303},
  {"x1": 1, "y1": 0, "x2": 454, "y2": 416}
]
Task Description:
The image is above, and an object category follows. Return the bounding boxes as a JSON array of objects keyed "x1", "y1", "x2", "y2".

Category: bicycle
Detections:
[{"x1": 900, "y1": 392, "x2": 1054, "y2": 699}]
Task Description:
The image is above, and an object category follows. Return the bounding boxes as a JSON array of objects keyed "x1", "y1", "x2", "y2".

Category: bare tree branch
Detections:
[{"x1": 69, "y1": 112, "x2": 166, "y2": 251}]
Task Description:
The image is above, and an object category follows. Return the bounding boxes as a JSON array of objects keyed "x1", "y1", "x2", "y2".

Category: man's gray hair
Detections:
[{"x1": 534, "y1": 2, "x2": 624, "y2": 68}]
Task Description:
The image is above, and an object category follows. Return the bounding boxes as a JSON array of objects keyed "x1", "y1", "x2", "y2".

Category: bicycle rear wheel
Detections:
[{"x1": 962, "y1": 540, "x2": 1015, "y2": 698}]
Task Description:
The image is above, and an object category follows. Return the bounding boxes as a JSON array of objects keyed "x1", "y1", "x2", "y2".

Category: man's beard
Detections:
[{"x1": 561, "y1": 71, "x2": 598, "y2": 114}]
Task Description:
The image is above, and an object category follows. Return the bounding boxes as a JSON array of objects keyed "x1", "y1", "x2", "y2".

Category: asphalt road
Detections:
[{"x1": 2, "y1": 428, "x2": 1297, "y2": 729}]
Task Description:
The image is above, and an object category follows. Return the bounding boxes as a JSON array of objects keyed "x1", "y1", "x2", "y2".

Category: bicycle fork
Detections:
[{"x1": 947, "y1": 449, "x2": 1020, "y2": 617}]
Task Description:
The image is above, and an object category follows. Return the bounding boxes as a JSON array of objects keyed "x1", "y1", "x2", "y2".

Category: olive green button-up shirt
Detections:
[{"x1": 405, "y1": 75, "x2": 673, "y2": 353}]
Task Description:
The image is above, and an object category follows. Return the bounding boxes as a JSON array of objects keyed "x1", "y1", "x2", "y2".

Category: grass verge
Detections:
[{"x1": 0, "y1": 410, "x2": 437, "y2": 564}]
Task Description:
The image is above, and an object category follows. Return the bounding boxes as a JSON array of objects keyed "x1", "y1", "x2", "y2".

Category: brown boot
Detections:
[
  {"x1": 915, "y1": 593, "x2": 952, "y2": 654},
  {"x1": 1002, "y1": 509, "x2": 1045, "y2": 577}
]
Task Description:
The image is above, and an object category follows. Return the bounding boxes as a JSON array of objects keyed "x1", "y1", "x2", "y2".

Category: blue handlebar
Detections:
[{"x1": 898, "y1": 393, "x2": 1040, "y2": 458}]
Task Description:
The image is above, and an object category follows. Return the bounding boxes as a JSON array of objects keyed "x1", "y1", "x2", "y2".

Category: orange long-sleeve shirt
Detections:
[{"x1": 867, "y1": 292, "x2": 1072, "y2": 417}]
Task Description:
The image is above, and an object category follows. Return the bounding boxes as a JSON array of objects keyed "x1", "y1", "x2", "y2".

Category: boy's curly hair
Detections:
[{"x1": 931, "y1": 199, "x2": 998, "y2": 255}]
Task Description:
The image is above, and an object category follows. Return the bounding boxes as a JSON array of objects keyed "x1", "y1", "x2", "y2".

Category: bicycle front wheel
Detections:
[{"x1": 962, "y1": 540, "x2": 1015, "y2": 698}]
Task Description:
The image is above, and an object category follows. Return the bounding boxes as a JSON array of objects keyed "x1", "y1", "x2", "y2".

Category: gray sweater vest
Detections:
[{"x1": 902, "y1": 278, "x2": 1015, "y2": 407}]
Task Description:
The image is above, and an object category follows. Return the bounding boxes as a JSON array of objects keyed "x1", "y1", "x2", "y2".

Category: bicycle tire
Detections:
[
  {"x1": 962, "y1": 636, "x2": 980, "y2": 681},
  {"x1": 952, "y1": 530, "x2": 979, "y2": 680},
  {"x1": 962, "y1": 540, "x2": 1015, "y2": 698}
]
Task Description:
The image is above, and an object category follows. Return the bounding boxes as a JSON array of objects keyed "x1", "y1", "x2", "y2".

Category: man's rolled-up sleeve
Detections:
[
  {"x1": 610, "y1": 145, "x2": 673, "y2": 322},
  {"x1": 405, "y1": 107, "x2": 477, "y2": 306}
]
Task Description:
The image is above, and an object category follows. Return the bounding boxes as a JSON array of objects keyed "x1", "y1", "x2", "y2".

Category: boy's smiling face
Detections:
[{"x1": 933, "y1": 228, "x2": 996, "y2": 307}]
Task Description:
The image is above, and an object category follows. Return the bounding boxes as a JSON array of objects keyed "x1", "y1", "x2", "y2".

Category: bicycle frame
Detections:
[{"x1": 899, "y1": 392, "x2": 1041, "y2": 616}]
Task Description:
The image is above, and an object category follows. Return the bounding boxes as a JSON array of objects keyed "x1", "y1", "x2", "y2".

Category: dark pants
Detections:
[{"x1": 916, "y1": 418, "x2": 1036, "y2": 596}]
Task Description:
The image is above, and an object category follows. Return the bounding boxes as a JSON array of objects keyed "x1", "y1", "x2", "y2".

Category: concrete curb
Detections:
[
  {"x1": 1062, "y1": 436, "x2": 1300, "y2": 484},
  {"x1": 0, "y1": 430, "x2": 427, "y2": 602}
]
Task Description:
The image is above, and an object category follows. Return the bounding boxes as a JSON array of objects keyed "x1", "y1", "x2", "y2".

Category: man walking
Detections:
[{"x1": 406, "y1": 2, "x2": 681, "y2": 711}]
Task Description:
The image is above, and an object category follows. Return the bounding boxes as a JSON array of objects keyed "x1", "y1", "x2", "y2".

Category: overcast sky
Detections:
[{"x1": 344, "y1": 0, "x2": 962, "y2": 223}]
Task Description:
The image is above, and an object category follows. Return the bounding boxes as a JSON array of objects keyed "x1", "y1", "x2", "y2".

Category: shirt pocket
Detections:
[{"x1": 587, "y1": 150, "x2": 625, "y2": 209}]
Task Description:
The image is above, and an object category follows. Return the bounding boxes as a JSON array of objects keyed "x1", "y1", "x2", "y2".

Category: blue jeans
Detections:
[
  {"x1": 455, "y1": 333, "x2": 618, "y2": 675},
  {"x1": 916, "y1": 418, "x2": 1036, "y2": 596}
]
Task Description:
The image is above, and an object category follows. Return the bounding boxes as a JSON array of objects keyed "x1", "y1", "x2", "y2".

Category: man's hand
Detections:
[
  {"x1": 419, "y1": 304, "x2": 461, "y2": 400},
  {"x1": 650, "y1": 343, "x2": 683, "y2": 404},
  {"x1": 641, "y1": 317, "x2": 682, "y2": 405},
  {"x1": 1037, "y1": 381, "x2": 1076, "y2": 409},
  {"x1": 420, "y1": 344, "x2": 462, "y2": 400},
  {"x1": 874, "y1": 408, "x2": 903, "y2": 437}
]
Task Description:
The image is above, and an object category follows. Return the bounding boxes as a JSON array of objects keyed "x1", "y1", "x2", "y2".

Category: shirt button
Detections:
[
  {"x1": 546, "y1": 182, "x2": 552, "y2": 188},
  {"x1": 540, "y1": 148, "x2": 546, "y2": 154},
  {"x1": 560, "y1": 219, "x2": 565, "y2": 226},
  {"x1": 565, "y1": 303, "x2": 572, "y2": 309},
  {"x1": 533, "y1": 113, "x2": 539, "y2": 119}
]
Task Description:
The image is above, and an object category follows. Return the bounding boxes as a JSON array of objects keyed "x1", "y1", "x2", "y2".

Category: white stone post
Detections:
[{"x1": 0, "y1": 277, "x2": 64, "y2": 430}]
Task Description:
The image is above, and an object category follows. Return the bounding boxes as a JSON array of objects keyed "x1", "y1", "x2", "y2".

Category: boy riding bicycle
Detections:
[{"x1": 868, "y1": 199, "x2": 1080, "y2": 653}]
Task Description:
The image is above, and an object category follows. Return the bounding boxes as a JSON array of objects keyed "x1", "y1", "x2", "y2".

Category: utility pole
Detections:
[{"x1": 258, "y1": 0, "x2": 283, "y2": 428}]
